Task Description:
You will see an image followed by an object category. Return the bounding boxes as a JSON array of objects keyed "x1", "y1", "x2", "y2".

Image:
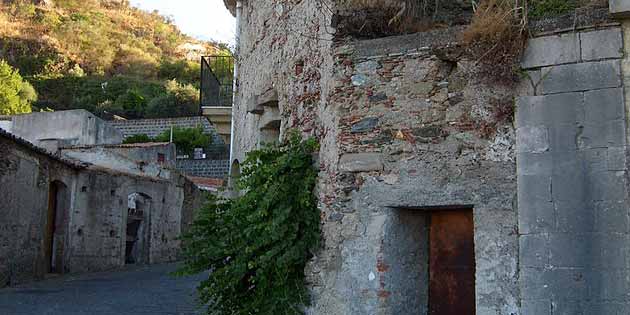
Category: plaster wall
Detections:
[
  {"x1": 61, "y1": 147, "x2": 172, "y2": 179},
  {"x1": 11, "y1": 110, "x2": 123, "y2": 149}
]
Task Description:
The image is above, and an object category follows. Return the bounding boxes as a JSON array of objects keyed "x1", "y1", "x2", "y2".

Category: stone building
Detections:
[
  {"x1": 0, "y1": 112, "x2": 207, "y2": 287},
  {"x1": 224, "y1": 0, "x2": 630, "y2": 314}
]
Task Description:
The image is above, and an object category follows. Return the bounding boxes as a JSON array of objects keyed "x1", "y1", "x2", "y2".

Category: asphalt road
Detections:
[{"x1": 0, "y1": 263, "x2": 208, "y2": 315}]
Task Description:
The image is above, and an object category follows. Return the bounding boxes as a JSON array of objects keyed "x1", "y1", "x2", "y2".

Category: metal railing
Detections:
[{"x1": 200, "y1": 55, "x2": 234, "y2": 107}]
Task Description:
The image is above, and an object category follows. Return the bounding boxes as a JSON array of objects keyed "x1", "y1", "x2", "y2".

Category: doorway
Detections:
[
  {"x1": 428, "y1": 210, "x2": 475, "y2": 315},
  {"x1": 45, "y1": 181, "x2": 69, "y2": 274},
  {"x1": 125, "y1": 193, "x2": 152, "y2": 264}
]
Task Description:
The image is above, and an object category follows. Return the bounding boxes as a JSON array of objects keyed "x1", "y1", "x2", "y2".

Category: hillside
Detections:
[{"x1": 0, "y1": 0, "x2": 231, "y2": 119}]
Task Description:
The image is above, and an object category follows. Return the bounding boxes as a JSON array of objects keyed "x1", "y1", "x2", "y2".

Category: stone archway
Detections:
[{"x1": 125, "y1": 193, "x2": 152, "y2": 264}]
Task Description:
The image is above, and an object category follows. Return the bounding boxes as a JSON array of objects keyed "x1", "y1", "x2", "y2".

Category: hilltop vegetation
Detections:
[{"x1": 0, "y1": 0, "x2": 231, "y2": 118}]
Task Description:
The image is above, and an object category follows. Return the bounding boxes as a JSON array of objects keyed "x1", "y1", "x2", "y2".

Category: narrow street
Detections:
[{"x1": 0, "y1": 263, "x2": 207, "y2": 315}]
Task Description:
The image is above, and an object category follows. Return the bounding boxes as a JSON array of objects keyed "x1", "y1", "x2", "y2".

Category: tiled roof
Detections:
[{"x1": 0, "y1": 128, "x2": 89, "y2": 169}]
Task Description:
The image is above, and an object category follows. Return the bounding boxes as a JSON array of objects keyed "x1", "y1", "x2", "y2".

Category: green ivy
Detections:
[{"x1": 178, "y1": 132, "x2": 321, "y2": 315}]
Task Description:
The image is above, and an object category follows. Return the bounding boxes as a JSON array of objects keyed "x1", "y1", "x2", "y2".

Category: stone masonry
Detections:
[
  {"x1": 518, "y1": 25, "x2": 630, "y2": 314},
  {"x1": 226, "y1": 0, "x2": 630, "y2": 314}
]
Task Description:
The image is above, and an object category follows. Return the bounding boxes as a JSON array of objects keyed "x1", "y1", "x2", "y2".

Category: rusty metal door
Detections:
[{"x1": 428, "y1": 210, "x2": 475, "y2": 315}]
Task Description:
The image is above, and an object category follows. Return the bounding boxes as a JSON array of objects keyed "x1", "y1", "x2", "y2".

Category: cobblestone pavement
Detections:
[{"x1": 0, "y1": 263, "x2": 208, "y2": 315}]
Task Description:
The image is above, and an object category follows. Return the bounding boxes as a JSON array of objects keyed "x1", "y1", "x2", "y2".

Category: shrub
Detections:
[
  {"x1": 145, "y1": 80, "x2": 199, "y2": 118},
  {"x1": 178, "y1": 132, "x2": 320, "y2": 315},
  {"x1": 114, "y1": 89, "x2": 147, "y2": 118},
  {"x1": 158, "y1": 59, "x2": 200, "y2": 85},
  {"x1": 154, "y1": 126, "x2": 210, "y2": 156},
  {"x1": 123, "y1": 134, "x2": 152, "y2": 144},
  {"x1": 0, "y1": 60, "x2": 34, "y2": 115}
]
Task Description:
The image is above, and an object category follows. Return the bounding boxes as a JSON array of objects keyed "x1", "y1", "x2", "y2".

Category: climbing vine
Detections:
[{"x1": 178, "y1": 131, "x2": 321, "y2": 315}]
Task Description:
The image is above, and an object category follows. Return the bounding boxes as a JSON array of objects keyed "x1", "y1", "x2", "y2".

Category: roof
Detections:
[
  {"x1": 108, "y1": 116, "x2": 224, "y2": 145},
  {"x1": 0, "y1": 128, "x2": 89, "y2": 169},
  {"x1": 187, "y1": 176, "x2": 224, "y2": 191}
]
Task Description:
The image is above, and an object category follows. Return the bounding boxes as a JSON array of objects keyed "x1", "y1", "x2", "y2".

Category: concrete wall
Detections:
[
  {"x1": 11, "y1": 110, "x2": 124, "y2": 150},
  {"x1": 106, "y1": 143, "x2": 177, "y2": 168},
  {"x1": 517, "y1": 25, "x2": 630, "y2": 314}
]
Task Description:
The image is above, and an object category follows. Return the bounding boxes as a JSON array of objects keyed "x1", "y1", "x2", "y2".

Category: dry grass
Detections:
[{"x1": 460, "y1": 0, "x2": 527, "y2": 84}]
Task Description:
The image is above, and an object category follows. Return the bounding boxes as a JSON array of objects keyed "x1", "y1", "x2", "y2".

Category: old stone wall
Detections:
[
  {"x1": 517, "y1": 25, "x2": 630, "y2": 314},
  {"x1": 0, "y1": 132, "x2": 199, "y2": 286},
  {"x1": 64, "y1": 170, "x2": 188, "y2": 272},
  {"x1": 305, "y1": 32, "x2": 518, "y2": 314},
  {"x1": 0, "y1": 134, "x2": 79, "y2": 286},
  {"x1": 231, "y1": 1, "x2": 630, "y2": 314},
  {"x1": 233, "y1": 1, "x2": 518, "y2": 313}
]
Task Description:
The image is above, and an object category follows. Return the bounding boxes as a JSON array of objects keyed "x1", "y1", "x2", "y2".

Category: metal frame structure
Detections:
[{"x1": 200, "y1": 55, "x2": 234, "y2": 110}]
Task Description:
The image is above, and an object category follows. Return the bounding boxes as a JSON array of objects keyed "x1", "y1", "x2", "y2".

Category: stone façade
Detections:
[
  {"x1": 227, "y1": 0, "x2": 630, "y2": 314},
  {"x1": 0, "y1": 129, "x2": 206, "y2": 287}
]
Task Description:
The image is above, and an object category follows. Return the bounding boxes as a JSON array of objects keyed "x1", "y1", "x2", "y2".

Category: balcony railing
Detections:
[{"x1": 200, "y1": 55, "x2": 234, "y2": 107}]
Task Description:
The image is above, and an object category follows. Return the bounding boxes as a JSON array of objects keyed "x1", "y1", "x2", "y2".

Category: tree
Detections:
[
  {"x1": 0, "y1": 60, "x2": 35, "y2": 115},
  {"x1": 146, "y1": 79, "x2": 199, "y2": 118}
]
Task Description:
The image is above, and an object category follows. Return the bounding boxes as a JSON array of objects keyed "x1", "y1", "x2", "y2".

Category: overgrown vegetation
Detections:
[
  {"x1": 178, "y1": 132, "x2": 321, "y2": 315},
  {"x1": 460, "y1": 0, "x2": 527, "y2": 84},
  {"x1": 123, "y1": 126, "x2": 211, "y2": 156},
  {"x1": 0, "y1": 0, "x2": 232, "y2": 119},
  {"x1": 0, "y1": 60, "x2": 36, "y2": 115}
]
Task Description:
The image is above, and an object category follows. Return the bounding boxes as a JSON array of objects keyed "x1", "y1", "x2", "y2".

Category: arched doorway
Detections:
[
  {"x1": 125, "y1": 193, "x2": 152, "y2": 264},
  {"x1": 46, "y1": 180, "x2": 69, "y2": 274}
]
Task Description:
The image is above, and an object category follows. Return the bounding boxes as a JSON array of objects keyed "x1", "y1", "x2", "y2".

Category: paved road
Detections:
[{"x1": 0, "y1": 263, "x2": 208, "y2": 315}]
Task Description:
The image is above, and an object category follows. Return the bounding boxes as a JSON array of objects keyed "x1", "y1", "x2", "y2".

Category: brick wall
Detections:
[{"x1": 176, "y1": 159, "x2": 229, "y2": 179}]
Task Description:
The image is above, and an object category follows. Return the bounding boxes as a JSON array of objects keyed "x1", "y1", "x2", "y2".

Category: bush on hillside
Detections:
[
  {"x1": 158, "y1": 59, "x2": 201, "y2": 85},
  {"x1": 146, "y1": 80, "x2": 199, "y2": 118},
  {"x1": 0, "y1": 60, "x2": 35, "y2": 115}
]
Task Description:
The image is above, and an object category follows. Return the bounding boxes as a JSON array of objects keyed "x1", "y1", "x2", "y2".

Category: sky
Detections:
[{"x1": 130, "y1": 0, "x2": 235, "y2": 46}]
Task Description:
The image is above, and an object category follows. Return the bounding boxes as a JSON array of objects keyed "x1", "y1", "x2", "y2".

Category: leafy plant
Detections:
[
  {"x1": 145, "y1": 80, "x2": 199, "y2": 118},
  {"x1": 178, "y1": 132, "x2": 321, "y2": 315},
  {"x1": 123, "y1": 134, "x2": 152, "y2": 144},
  {"x1": 123, "y1": 126, "x2": 212, "y2": 156},
  {"x1": 154, "y1": 126, "x2": 210, "y2": 156},
  {"x1": 0, "y1": 60, "x2": 35, "y2": 115}
]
